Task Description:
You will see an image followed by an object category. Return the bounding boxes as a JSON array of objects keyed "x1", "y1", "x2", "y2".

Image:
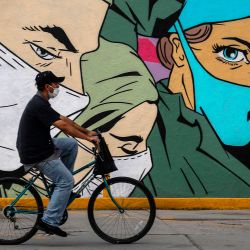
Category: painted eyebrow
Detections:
[
  {"x1": 223, "y1": 37, "x2": 250, "y2": 49},
  {"x1": 22, "y1": 25, "x2": 78, "y2": 53},
  {"x1": 27, "y1": 40, "x2": 57, "y2": 52},
  {"x1": 110, "y1": 133, "x2": 143, "y2": 143}
]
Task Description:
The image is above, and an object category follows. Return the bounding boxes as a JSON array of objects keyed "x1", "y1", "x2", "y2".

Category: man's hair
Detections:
[{"x1": 36, "y1": 82, "x2": 48, "y2": 91}]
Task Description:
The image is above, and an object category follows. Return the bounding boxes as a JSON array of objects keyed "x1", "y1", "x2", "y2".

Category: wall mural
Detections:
[{"x1": 0, "y1": 0, "x2": 249, "y2": 197}]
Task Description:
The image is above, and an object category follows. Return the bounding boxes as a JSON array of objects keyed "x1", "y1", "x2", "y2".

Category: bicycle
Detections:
[{"x1": 0, "y1": 135, "x2": 156, "y2": 245}]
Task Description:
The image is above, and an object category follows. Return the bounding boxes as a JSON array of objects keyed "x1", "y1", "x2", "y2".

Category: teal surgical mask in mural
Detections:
[{"x1": 174, "y1": 20, "x2": 250, "y2": 147}]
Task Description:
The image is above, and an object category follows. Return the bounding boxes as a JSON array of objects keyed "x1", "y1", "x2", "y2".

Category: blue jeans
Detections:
[{"x1": 37, "y1": 137, "x2": 78, "y2": 227}]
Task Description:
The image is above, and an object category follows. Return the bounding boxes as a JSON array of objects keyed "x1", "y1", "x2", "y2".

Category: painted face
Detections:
[
  {"x1": 190, "y1": 18, "x2": 250, "y2": 87},
  {"x1": 0, "y1": 0, "x2": 109, "y2": 171},
  {"x1": 0, "y1": 44, "x2": 89, "y2": 171},
  {"x1": 0, "y1": 0, "x2": 109, "y2": 94},
  {"x1": 175, "y1": 18, "x2": 250, "y2": 146}
]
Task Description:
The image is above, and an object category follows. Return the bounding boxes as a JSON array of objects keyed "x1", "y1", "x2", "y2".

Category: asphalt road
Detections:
[{"x1": 1, "y1": 210, "x2": 250, "y2": 250}]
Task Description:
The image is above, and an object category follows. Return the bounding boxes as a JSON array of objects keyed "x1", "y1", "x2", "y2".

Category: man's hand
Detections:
[
  {"x1": 87, "y1": 130, "x2": 100, "y2": 146},
  {"x1": 89, "y1": 134, "x2": 100, "y2": 152},
  {"x1": 89, "y1": 135, "x2": 100, "y2": 144},
  {"x1": 87, "y1": 131, "x2": 98, "y2": 137}
]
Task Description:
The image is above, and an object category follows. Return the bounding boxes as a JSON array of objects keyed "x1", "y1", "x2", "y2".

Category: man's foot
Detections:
[{"x1": 36, "y1": 220, "x2": 67, "y2": 237}]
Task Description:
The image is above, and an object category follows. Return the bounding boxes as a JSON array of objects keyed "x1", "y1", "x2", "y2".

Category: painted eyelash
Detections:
[
  {"x1": 30, "y1": 43, "x2": 60, "y2": 59},
  {"x1": 216, "y1": 57, "x2": 239, "y2": 66},
  {"x1": 23, "y1": 40, "x2": 61, "y2": 59},
  {"x1": 212, "y1": 43, "x2": 248, "y2": 56},
  {"x1": 212, "y1": 43, "x2": 226, "y2": 53}
]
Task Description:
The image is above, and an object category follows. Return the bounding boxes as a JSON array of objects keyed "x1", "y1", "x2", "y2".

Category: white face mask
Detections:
[
  {"x1": 78, "y1": 147, "x2": 153, "y2": 197},
  {"x1": 0, "y1": 43, "x2": 90, "y2": 171},
  {"x1": 48, "y1": 86, "x2": 60, "y2": 98}
]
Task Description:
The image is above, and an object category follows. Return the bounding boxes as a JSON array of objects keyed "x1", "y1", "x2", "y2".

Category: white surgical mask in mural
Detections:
[
  {"x1": 0, "y1": 43, "x2": 89, "y2": 171},
  {"x1": 77, "y1": 148, "x2": 153, "y2": 197}
]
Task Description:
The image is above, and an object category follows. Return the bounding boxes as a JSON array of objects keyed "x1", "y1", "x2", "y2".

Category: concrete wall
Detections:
[{"x1": 0, "y1": 0, "x2": 249, "y2": 198}]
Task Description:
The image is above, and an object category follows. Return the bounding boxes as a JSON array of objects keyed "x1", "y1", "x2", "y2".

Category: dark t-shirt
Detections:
[{"x1": 16, "y1": 93, "x2": 60, "y2": 164}]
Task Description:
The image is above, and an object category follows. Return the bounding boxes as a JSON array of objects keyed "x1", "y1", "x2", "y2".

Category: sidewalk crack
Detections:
[{"x1": 185, "y1": 234, "x2": 203, "y2": 250}]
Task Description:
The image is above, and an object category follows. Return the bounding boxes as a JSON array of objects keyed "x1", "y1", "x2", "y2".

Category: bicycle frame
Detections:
[
  {"x1": 10, "y1": 157, "x2": 122, "y2": 215},
  {"x1": 0, "y1": 129, "x2": 157, "y2": 245}
]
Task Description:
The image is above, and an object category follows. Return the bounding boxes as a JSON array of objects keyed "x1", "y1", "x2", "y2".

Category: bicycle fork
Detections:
[{"x1": 102, "y1": 177, "x2": 124, "y2": 213}]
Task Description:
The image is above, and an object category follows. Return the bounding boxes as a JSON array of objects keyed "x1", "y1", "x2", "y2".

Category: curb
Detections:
[
  {"x1": 67, "y1": 198, "x2": 250, "y2": 210},
  {"x1": 1, "y1": 198, "x2": 250, "y2": 210}
]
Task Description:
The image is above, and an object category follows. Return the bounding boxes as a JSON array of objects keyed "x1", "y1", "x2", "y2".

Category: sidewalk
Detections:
[{"x1": 2, "y1": 210, "x2": 250, "y2": 250}]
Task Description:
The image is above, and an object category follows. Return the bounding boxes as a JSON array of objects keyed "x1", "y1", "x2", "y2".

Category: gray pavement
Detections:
[{"x1": 2, "y1": 210, "x2": 250, "y2": 250}]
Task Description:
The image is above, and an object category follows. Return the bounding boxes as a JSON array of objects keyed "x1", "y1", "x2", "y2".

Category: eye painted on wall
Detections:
[
  {"x1": 118, "y1": 144, "x2": 138, "y2": 155},
  {"x1": 23, "y1": 41, "x2": 62, "y2": 60},
  {"x1": 109, "y1": 133, "x2": 143, "y2": 156},
  {"x1": 213, "y1": 44, "x2": 249, "y2": 64}
]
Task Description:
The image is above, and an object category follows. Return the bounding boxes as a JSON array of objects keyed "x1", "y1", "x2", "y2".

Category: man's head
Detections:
[{"x1": 35, "y1": 71, "x2": 64, "y2": 98}]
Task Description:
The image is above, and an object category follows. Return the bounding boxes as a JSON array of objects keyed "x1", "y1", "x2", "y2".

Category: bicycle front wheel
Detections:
[
  {"x1": 88, "y1": 177, "x2": 156, "y2": 244},
  {"x1": 0, "y1": 177, "x2": 43, "y2": 245}
]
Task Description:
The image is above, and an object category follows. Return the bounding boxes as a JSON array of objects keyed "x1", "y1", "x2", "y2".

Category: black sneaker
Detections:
[{"x1": 36, "y1": 220, "x2": 67, "y2": 237}]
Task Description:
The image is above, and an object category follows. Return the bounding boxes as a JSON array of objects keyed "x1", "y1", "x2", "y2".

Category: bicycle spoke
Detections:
[
  {"x1": 0, "y1": 178, "x2": 43, "y2": 244},
  {"x1": 88, "y1": 177, "x2": 156, "y2": 243}
]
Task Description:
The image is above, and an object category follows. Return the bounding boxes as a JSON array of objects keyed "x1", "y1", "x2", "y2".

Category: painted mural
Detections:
[{"x1": 0, "y1": 0, "x2": 249, "y2": 197}]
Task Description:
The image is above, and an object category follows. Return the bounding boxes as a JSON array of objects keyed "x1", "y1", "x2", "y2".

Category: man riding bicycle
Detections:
[{"x1": 16, "y1": 71, "x2": 99, "y2": 237}]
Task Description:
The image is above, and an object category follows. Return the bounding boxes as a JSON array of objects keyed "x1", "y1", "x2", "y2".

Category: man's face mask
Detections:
[
  {"x1": 0, "y1": 43, "x2": 90, "y2": 171},
  {"x1": 174, "y1": 21, "x2": 250, "y2": 147},
  {"x1": 48, "y1": 86, "x2": 60, "y2": 99}
]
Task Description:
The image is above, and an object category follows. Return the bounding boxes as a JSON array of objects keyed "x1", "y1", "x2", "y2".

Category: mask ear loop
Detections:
[
  {"x1": 174, "y1": 20, "x2": 200, "y2": 70},
  {"x1": 174, "y1": 19, "x2": 200, "y2": 110},
  {"x1": 46, "y1": 85, "x2": 54, "y2": 94},
  {"x1": 174, "y1": 19, "x2": 216, "y2": 111}
]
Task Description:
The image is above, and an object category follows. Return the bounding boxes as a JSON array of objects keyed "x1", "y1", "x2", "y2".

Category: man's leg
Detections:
[
  {"x1": 38, "y1": 159, "x2": 74, "y2": 227},
  {"x1": 53, "y1": 137, "x2": 78, "y2": 172}
]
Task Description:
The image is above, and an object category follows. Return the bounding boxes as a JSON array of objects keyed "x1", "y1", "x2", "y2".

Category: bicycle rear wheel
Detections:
[
  {"x1": 88, "y1": 177, "x2": 156, "y2": 244},
  {"x1": 0, "y1": 177, "x2": 43, "y2": 245}
]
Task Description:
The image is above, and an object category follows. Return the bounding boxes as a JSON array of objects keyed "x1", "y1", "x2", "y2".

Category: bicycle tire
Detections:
[
  {"x1": 88, "y1": 177, "x2": 156, "y2": 244},
  {"x1": 0, "y1": 177, "x2": 43, "y2": 245}
]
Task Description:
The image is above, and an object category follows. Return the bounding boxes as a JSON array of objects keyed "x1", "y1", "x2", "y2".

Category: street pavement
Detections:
[{"x1": 1, "y1": 210, "x2": 250, "y2": 250}]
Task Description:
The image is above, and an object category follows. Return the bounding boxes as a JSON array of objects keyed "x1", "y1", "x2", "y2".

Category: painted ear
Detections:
[
  {"x1": 157, "y1": 37, "x2": 172, "y2": 69},
  {"x1": 169, "y1": 33, "x2": 185, "y2": 67}
]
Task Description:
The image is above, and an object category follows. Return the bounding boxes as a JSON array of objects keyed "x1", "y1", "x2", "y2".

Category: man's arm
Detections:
[
  {"x1": 52, "y1": 117, "x2": 99, "y2": 144},
  {"x1": 59, "y1": 115, "x2": 93, "y2": 135}
]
